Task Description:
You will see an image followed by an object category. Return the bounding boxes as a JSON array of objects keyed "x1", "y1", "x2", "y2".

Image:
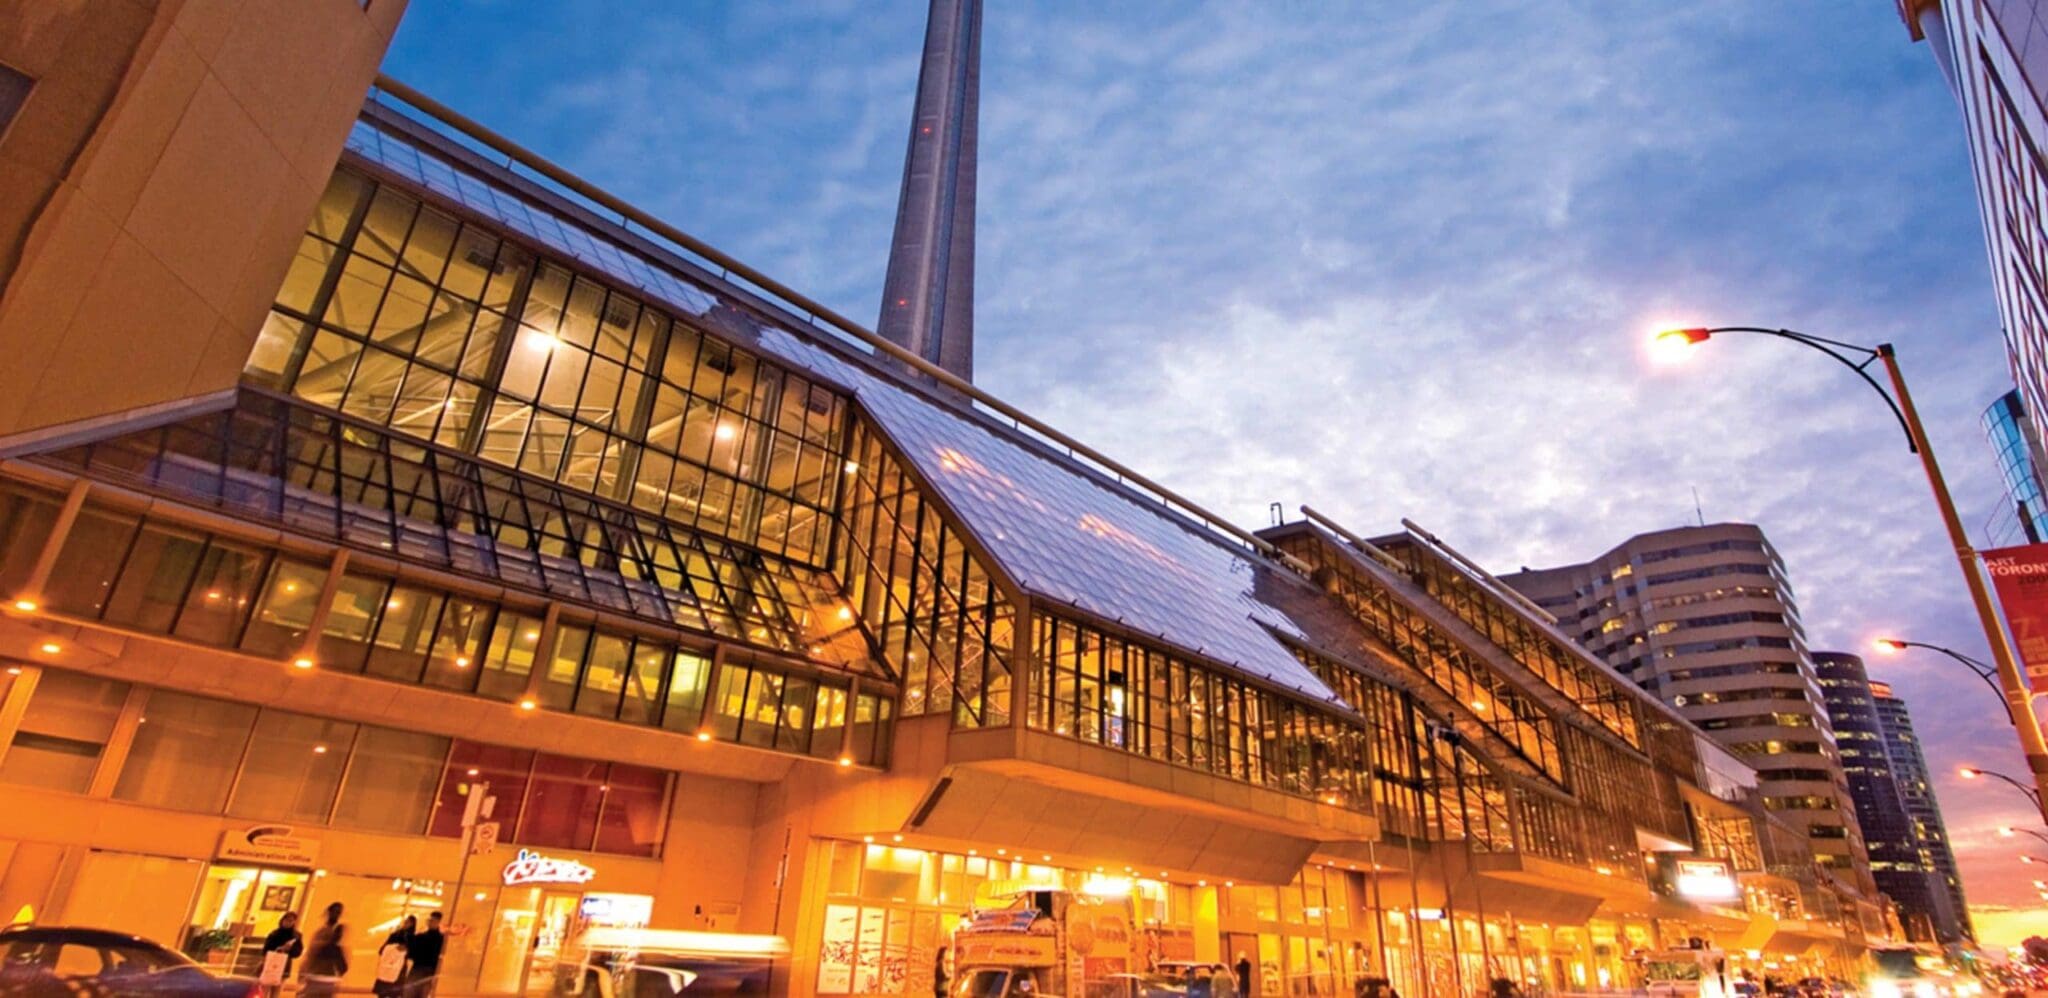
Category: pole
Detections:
[
  {"x1": 1877, "y1": 345, "x2": 2048, "y2": 822},
  {"x1": 444, "y1": 780, "x2": 491, "y2": 946}
]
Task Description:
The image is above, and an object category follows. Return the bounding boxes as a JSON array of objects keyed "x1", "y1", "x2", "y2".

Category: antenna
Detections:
[
  {"x1": 1692, "y1": 487, "x2": 1706, "y2": 527},
  {"x1": 1269, "y1": 502, "x2": 1284, "y2": 527}
]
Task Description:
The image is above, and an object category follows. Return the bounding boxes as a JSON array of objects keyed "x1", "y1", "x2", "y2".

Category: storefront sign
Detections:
[
  {"x1": 965, "y1": 908, "x2": 1039, "y2": 933},
  {"x1": 955, "y1": 932, "x2": 1058, "y2": 967},
  {"x1": 501, "y1": 849, "x2": 596, "y2": 886},
  {"x1": 1983, "y1": 543, "x2": 2048, "y2": 683},
  {"x1": 1673, "y1": 859, "x2": 1738, "y2": 901},
  {"x1": 579, "y1": 893, "x2": 653, "y2": 927},
  {"x1": 217, "y1": 825, "x2": 321, "y2": 867}
]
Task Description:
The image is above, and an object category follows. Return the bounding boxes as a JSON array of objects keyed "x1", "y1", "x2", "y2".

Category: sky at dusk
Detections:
[{"x1": 384, "y1": 1, "x2": 2047, "y2": 942}]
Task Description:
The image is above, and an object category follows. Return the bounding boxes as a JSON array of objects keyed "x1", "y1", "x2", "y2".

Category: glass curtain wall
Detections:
[
  {"x1": 8, "y1": 489, "x2": 893, "y2": 767},
  {"x1": 1027, "y1": 615, "x2": 1372, "y2": 809},
  {"x1": 834, "y1": 419, "x2": 1014, "y2": 727}
]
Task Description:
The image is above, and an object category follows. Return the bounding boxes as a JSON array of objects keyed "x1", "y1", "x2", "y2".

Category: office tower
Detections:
[
  {"x1": 1814, "y1": 652, "x2": 1970, "y2": 942},
  {"x1": 877, "y1": 0, "x2": 982, "y2": 382},
  {"x1": 1501, "y1": 526, "x2": 1878, "y2": 896},
  {"x1": 1900, "y1": 1, "x2": 2048, "y2": 449},
  {"x1": 1872, "y1": 680, "x2": 1975, "y2": 941}
]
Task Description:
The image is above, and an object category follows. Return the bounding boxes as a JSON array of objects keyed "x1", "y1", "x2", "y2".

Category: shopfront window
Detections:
[
  {"x1": 521, "y1": 754, "x2": 605, "y2": 850},
  {"x1": 431, "y1": 742, "x2": 532, "y2": 839},
  {"x1": 0, "y1": 671, "x2": 129, "y2": 792},
  {"x1": 114, "y1": 691, "x2": 257, "y2": 812},
  {"x1": 594, "y1": 762, "x2": 666, "y2": 857}
]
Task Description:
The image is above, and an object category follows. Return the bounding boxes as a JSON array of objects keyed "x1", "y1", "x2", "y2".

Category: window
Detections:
[
  {"x1": 595, "y1": 762, "x2": 667, "y2": 856},
  {"x1": 43, "y1": 511, "x2": 139, "y2": 618},
  {"x1": 229, "y1": 710, "x2": 357, "y2": 822},
  {"x1": 330, "y1": 726, "x2": 448, "y2": 834},
  {"x1": 430, "y1": 742, "x2": 532, "y2": 839},
  {"x1": 0, "y1": 64, "x2": 30, "y2": 139},
  {"x1": 0, "y1": 486, "x2": 57, "y2": 600},
  {"x1": 0, "y1": 672, "x2": 129, "y2": 793},
  {"x1": 239, "y1": 559, "x2": 327, "y2": 656},
  {"x1": 173, "y1": 541, "x2": 270, "y2": 645},
  {"x1": 364, "y1": 585, "x2": 442, "y2": 682},
  {"x1": 102, "y1": 526, "x2": 208, "y2": 632},
  {"x1": 519, "y1": 753, "x2": 604, "y2": 849},
  {"x1": 114, "y1": 690, "x2": 256, "y2": 812}
]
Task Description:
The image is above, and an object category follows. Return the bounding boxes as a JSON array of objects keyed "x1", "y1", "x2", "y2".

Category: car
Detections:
[{"x1": 0, "y1": 926, "x2": 260, "y2": 998}]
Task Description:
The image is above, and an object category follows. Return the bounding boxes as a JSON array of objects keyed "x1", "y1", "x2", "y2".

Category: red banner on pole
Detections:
[{"x1": 1981, "y1": 543, "x2": 2048, "y2": 685}]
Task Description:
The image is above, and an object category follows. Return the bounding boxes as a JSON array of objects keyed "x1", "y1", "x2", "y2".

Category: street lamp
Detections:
[
  {"x1": 1872, "y1": 638, "x2": 2013, "y2": 721},
  {"x1": 2002, "y1": 826, "x2": 2048, "y2": 848},
  {"x1": 1653, "y1": 325, "x2": 2048, "y2": 821},
  {"x1": 1959, "y1": 766, "x2": 2045, "y2": 808}
]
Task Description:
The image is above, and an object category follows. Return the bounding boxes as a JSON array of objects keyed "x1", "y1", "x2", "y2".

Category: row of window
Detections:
[
  {"x1": 1639, "y1": 539, "x2": 1767, "y2": 563},
  {"x1": 1663, "y1": 661, "x2": 1803, "y2": 683},
  {"x1": 1726, "y1": 739, "x2": 1825, "y2": 756},
  {"x1": 0, "y1": 483, "x2": 893, "y2": 766},
  {"x1": 1660, "y1": 635, "x2": 1794, "y2": 657},
  {"x1": 252, "y1": 171, "x2": 850, "y2": 565},
  {"x1": 1698, "y1": 712, "x2": 1816, "y2": 732},
  {"x1": 1642, "y1": 585, "x2": 1780, "y2": 613},
  {"x1": 1654, "y1": 610, "x2": 1785, "y2": 632},
  {"x1": 1, "y1": 669, "x2": 667, "y2": 856},
  {"x1": 1643, "y1": 562, "x2": 1774, "y2": 587},
  {"x1": 1672, "y1": 687, "x2": 1811, "y2": 707},
  {"x1": 1027, "y1": 616, "x2": 1372, "y2": 807}
]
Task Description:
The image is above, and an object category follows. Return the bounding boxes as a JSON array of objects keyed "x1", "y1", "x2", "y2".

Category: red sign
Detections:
[{"x1": 1982, "y1": 544, "x2": 2048, "y2": 684}]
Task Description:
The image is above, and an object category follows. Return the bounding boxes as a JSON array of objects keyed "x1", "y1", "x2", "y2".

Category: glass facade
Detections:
[
  {"x1": 1028, "y1": 616, "x2": 1371, "y2": 807},
  {"x1": 252, "y1": 172, "x2": 849, "y2": 566},
  {"x1": 836, "y1": 420, "x2": 1014, "y2": 727},
  {"x1": 1983, "y1": 389, "x2": 2048, "y2": 543}
]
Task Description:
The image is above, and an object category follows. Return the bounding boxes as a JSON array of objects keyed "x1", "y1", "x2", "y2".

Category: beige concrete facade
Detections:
[{"x1": 0, "y1": 0, "x2": 404, "y2": 444}]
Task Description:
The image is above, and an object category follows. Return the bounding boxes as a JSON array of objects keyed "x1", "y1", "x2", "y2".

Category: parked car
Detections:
[{"x1": 0, "y1": 926, "x2": 259, "y2": 998}]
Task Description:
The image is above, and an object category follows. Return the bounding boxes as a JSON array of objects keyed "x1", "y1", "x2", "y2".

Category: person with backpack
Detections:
[
  {"x1": 300, "y1": 903, "x2": 349, "y2": 998},
  {"x1": 374, "y1": 915, "x2": 416, "y2": 998},
  {"x1": 258, "y1": 912, "x2": 302, "y2": 998}
]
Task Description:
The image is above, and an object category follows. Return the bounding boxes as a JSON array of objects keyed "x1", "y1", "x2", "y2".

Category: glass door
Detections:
[
  {"x1": 523, "y1": 892, "x2": 582, "y2": 994},
  {"x1": 184, "y1": 865, "x2": 309, "y2": 977}
]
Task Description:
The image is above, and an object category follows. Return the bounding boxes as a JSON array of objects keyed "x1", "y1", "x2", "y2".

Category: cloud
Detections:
[{"x1": 384, "y1": 1, "x2": 2035, "y2": 910}]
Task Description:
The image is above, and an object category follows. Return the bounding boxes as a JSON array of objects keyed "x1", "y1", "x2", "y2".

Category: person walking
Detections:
[
  {"x1": 1236, "y1": 953, "x2": 1253, "y2": 998},
  {"x1": 375, "y1": 915, "x2": 416, "y2": 998},
  {"x1": 932, "y1": 946, "x2": 949, "y2": 998},
  {"x1": 258, "y1": 912, "x2": 302, "y2": 998},
  {"x1": 1210, "y1": 963, "x2": 1238, "y2": 998},
  {"x1": 300, "y1": 903, "x2": 349, "y2": 998},
  {"x1": 405, "y1": 912, "x2": 446, "y2": 998}
]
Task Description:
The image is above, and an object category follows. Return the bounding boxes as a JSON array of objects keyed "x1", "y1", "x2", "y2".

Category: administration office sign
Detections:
[{"x1": 1982, "y1": 543, "x2": 2048, "y2": 684}]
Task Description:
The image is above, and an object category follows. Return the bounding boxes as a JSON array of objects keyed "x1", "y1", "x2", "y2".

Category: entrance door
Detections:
[
  {"x1": 184, "y1": 865, "x2": 310, "y2": 978},
  {"x1": 523, "y1": 892, "x2": 583, "y2": 994}
]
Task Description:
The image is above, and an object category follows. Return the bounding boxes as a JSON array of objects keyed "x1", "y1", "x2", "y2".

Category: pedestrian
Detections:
[
  {"x1": 375, "y1": 915, "x2": 416, "y2": 998},
  {"x1": 405, "y1": 912, "x2": 445, "y2": 998},
  {"x1": 300, "y1": 903, "x2": 348, "y2": 998},
  {"x1": 259, "y1": 912, "x2": 302, "y2": 998},
  {"x1": 933, "y1": 946, "x2": 949, "y2": 998},
  {"x1": 1236, "y1": 953, "x2": 1253, "y2": 997},
  {"x1": 1210, "y1": 963, "x2": 1238, "y2": 998}
]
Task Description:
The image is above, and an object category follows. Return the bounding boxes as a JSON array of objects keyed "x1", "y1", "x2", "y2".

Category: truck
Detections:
[
  {"x1": 1639, "y1": 948, "x2": 1731, "y2": 998},
  {"x1": 949, "y1": 884, "x2": 1147, "y2": 998}
]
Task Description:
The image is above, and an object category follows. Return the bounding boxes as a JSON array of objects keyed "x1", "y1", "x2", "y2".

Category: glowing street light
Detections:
[
  {"x1": 1960, "y1": 766, "x2": 2044, "y2": 807},
  {"x1": 1873, "y1": 638, "x2": 2012, "y2": 721},
  {"x1": 2001, "y1": 826, "x2": 2048, "y2": 847},
  {"x1": 1651, "y1": 324, "x2": 2048, "y2": 821}
]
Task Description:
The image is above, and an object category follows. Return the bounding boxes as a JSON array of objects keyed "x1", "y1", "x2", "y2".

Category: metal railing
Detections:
[{"x1": 364, "y1": 76, "x2": 1302, "y2": 570}]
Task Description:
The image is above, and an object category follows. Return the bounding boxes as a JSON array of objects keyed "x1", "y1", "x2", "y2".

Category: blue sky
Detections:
[{"x1": 386, "y1": 2, "x2": 2045, "y2": 933}]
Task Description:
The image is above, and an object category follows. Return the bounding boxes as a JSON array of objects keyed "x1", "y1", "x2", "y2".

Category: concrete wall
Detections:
[{"x1": 0, "y1": 0, "x2": 405, "y2": 443}]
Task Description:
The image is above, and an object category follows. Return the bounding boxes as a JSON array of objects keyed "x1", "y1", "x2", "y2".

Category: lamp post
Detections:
[
  {"x1": 2002, "y1": 826, "x2": 2048, "y2": 848},
  {"x1": 1872, "y1": 639, "x2": 2012, "y2": 722},
  {"x1": 1653, "y1": 326, "x2": 2048, "y2": 823},
  {"x1": 1959, "y1": 766, "x2": 2045, "y2": 807}
]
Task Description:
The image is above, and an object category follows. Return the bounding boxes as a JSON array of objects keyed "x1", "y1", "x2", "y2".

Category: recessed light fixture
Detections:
[
  {"x1": 38, "y1": 642, "x2": 59, "y2": 655},
  {"x1": 518, "y1": 697, "x2": 537, "y2": 711},
  {"x1": 292, "y1": 657, "x2": 315, "y2": 670},
  {"x1": 11, "y1": 598, "x2": 37, "y2": 613}
]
